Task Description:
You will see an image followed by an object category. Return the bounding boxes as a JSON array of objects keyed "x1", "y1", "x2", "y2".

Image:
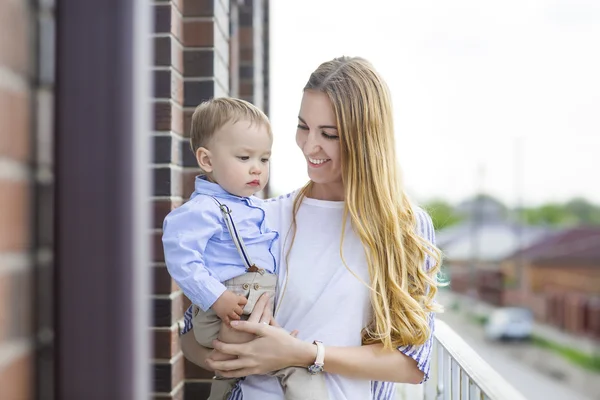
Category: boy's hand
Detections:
[{"x1": 212, "y1": 290, "x2": 248, "y2": 324}]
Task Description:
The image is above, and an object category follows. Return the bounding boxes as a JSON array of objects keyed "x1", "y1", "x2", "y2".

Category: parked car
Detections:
[{"x1": 484, "y1": 307, "x2": 533, "y2": 341}]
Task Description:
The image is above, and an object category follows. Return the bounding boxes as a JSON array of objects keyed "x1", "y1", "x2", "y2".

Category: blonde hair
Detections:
[
  {"x1": 282, "y1": 57, "x2": 442, "y2": 350},
  {"x1": 189, "y1": 97, "x2": 271, "y2": 152}
]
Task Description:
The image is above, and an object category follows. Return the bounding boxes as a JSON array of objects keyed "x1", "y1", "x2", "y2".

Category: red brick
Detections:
[
  {"x1": 153, "y1": 326, "x2": 181, "y2": 360},
  {"x1": 170, "y1": 4, "x2": 183, "y2": 43},
  {"x1": 171, "y1": 37, "x2": 184, "y2": 74},
  {"x1": 181, "y1": 169, "x2": 199, "y2": 200},
  {"x1": 0, "y1": 88, "x2": 30, "y2": 162},
  {"x1": 171, "y1": 104, "x2": 184, "y2": 135},
  {"x1": 0, "y1": 0, "x2": 29, "y2": 74},
  {"x1": 172, "y1": 354, "x2": 185, "y2": 389},
  {"x1": 171, "y1": 70, "x2": 184, "y2": 106},
  {"x1": 0, "y1": 268, "x2": 32, "y2": 343},
  {"x1": 0, "y1": 351, "x2": 33, "y2": 400},
  {"x1": 181, "y1": 20, "x2": 214, "y2": 47},
  {"x1": 238, "y1": 26, "x2": 253, "y2": 48},
  {"x1": 154, "y1": 101, "x2": 171, "y2": 131},
  {"x1": 183, "y1": 109, "x2": 194, "y2": 138},
  {"x1": 153, "y1": 265, "x2": 179, "y2": 295},
  {"x1": 152, "y1": 231, "x2": 165, "y2": 262},
  {"x1": 0, "y1": 181, "x2": 30, "y2": 252},
  {"x1": 153, "y1": 199, "x2": 182, "y2": 229}
]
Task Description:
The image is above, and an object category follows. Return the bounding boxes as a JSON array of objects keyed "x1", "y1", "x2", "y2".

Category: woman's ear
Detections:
[{"x1": 196, "y1": 147, "x2": 213, "y2": 172}]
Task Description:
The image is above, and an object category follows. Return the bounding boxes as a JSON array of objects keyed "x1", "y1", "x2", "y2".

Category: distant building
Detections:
[
  {"x1": 501, "y1": 227, "x2": 600, "y2": 339},
  {"x1": 439, "y1": 218, "x2": 550, "y2": 305}
]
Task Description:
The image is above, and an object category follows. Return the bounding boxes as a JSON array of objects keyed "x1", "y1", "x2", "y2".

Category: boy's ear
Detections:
[{"x1": 195, "y1": 147, "x2": 213, "y2": 172}]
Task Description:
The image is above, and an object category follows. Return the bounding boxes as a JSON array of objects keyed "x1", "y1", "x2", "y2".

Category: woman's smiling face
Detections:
[{"x1": 296, "y1": 90, "x2": 343, "y2": 197}]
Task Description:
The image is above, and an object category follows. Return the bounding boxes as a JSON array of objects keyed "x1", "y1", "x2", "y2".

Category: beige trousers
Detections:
[{"x1": 191, "y1": 272, "x2": 329, "y2": 400}]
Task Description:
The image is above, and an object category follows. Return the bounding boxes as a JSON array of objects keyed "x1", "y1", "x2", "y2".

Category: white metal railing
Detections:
[{"x1": 421, "y1": 320, "x2": 528, "y2": 400}]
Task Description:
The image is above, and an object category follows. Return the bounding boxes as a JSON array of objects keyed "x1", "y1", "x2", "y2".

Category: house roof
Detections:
[
  {"x1": 438, "y1": 221, "x2": 550, "y2": 262},
  {"x1": 505, "y1": 227, "x2": 600, "y2": 264}
]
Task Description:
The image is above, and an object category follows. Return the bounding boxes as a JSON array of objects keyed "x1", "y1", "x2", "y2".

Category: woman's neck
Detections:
[{"x1": 307, "y1": 181, "x2": 345, "y2": 201}]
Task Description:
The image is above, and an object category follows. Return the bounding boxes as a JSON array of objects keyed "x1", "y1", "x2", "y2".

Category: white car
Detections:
[{"x1": 484, "y1": 307, "x2": 533, "y2": 341}]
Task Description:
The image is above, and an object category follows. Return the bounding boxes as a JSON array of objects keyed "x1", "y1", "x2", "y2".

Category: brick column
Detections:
[
  {"x1": 238, "y1": 0, "x2": 267, "y2": 110},
  {"x1": 238, "y1": 0, "x2": 271, "y2": 196},
  {"x1": 151, "y1": 1, "x2": 231, "y2": 399},
  {"x1": 151, "y1": 2, "x2": 186, "y2": 399},
  {"x1": 0, "y1": 0, "x2": 56, "y2": 398},
  {"x1": 151, "y1": 1, "x2": 271, "y2": 398},
  {"x1": 0, "y1": 1, "x2": 34, "y2": 398}
]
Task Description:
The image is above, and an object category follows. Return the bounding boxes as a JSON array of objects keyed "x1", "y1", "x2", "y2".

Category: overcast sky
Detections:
[{"x1": 267, "y1": 0, "x2": 600, "y2": 207}]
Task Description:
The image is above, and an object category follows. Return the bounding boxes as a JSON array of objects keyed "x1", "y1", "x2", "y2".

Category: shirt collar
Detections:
[{"x1": 194, "y1": 175, "x2": 248, "y2": 201}]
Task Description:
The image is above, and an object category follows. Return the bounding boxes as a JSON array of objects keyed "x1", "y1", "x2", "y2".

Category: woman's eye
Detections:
[
  {"x1": 322, "y1": 131, "x2": 339, "y2": 140},
  {"x1": 237, "y1": 156, "x2": 249, "y2": 161},
  {"x1": 261, "y1": 158, "x2": 270, "y2": 163},
  {"x1": 297, "y1": 125, "x2": 309, "y2": 130}
]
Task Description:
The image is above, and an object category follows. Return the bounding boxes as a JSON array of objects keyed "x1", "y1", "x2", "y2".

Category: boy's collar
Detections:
[{"x1": 194, "y1": 175, "x2": 248, "y2": 200}]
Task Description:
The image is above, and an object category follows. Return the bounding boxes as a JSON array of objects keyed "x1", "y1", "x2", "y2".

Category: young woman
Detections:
[{"x1": 180, "y1": 56, "x2": 442, "y2": 400}]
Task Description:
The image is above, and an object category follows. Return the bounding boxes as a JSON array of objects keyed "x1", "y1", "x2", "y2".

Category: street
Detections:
[{"x1": 437, "y1": 308, "x2": 594, "y2": 400}]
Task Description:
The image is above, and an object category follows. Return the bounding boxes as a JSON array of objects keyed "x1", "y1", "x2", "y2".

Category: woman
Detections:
[{"x1": 180, "y1": 56, "x2": 442, "y2": 400}]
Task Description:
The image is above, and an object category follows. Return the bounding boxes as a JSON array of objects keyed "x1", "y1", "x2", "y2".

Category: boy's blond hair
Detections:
[{"x1": 190, "y1": 97, "x2": 271, "y2": 152}]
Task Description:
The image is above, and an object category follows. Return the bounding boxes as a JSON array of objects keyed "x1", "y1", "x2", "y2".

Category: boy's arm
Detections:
[{"x1": 162, "y1": 203, "x2": 226, "y2": 311}]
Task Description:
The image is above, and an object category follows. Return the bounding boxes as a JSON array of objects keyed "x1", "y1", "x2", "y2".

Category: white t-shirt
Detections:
[
  {"x1": 227, "y1": 191, "x2": 436, "y2": 400},
  {"x1": 240, "y1": 192, "x2": 375, "y2": 400}
]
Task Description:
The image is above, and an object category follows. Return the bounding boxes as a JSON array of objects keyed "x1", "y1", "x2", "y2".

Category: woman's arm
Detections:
[
  {"x1": 318, "y1": 343, "x2": 424, "y2": 384},
  {"x1": 207, "y1": 318, "x2": 432, "y2": 384}
]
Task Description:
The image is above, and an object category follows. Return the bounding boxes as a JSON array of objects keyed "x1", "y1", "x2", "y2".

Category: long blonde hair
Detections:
[{"x1": 282, "y1": 57, "x2": 442, "y2": 350}]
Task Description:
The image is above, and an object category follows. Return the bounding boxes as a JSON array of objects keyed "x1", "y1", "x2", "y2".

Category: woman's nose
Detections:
[{"x1": 304, "y1": 130, "x2": 320, "y2": 153}]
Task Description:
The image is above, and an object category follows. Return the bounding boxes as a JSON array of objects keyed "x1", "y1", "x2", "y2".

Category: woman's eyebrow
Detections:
[{"x1": 298, "y1": 116, "x2": 337, "y2": 130}]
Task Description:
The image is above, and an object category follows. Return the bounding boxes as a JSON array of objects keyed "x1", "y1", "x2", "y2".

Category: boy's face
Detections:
[{"x1": 198, "y1": 119, "x2": 272, "y2": 197}]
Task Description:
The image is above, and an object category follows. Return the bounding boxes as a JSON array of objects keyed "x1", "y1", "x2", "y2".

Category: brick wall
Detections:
[
  {"x1": 0, "y1": 0, "x2": 55, "y2": 399},
  {"x1": 0, "y1": 2, "x2": 34, "y2": 398},
  {"x1": 151, "y1": 0, "x2": 241, "y2": 398}
]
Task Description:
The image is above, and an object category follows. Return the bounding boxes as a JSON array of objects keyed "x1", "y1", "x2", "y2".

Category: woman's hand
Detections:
[{"x1": 205, "y1": 321, "x2": 315, "y2": 378}]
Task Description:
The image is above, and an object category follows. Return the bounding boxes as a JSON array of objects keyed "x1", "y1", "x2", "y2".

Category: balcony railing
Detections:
[
  {"x1": 423, "y1": 320, "x2": 527, "y2": 400},
  {"x1": 397, "y1": 320, "x2": 527, "y2": 400}
]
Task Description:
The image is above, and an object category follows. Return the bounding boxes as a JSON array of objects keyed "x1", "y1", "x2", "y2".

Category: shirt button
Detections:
[
  {"x1": 253, "y1": 283, "x2": 260, "y2": 290},
  {"x1": 242, "y1": 283, "x2": 250, "y2": 290}
]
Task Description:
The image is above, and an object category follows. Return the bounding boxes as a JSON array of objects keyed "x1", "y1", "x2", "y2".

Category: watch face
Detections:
[{"x1": 308, "y1": 364, "x2": 324, "y2": 375}]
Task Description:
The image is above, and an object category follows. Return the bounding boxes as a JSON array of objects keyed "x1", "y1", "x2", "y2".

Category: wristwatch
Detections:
[{"x1": 308, "y1": 340, "x2": 325, "y2": 375}]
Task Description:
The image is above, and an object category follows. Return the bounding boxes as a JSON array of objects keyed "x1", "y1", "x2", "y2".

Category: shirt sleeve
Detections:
[
  {"x1": 397, "y1": 207, "x2": 437, "y2": 383},
  {"x1": 162, "y1": 201, "x2": 227, "y2": 311},
  {"x1": 397, "y1": 312, "x2": 435, "y2": 383},
  {"x1": 181, "y1": 305, "x2": 194, "y2": 335}
]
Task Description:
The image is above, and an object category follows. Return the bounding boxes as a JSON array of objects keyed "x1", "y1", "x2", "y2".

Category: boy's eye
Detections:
[
  {"x1": 322, "y1": 131, "x2": 339, "y2": 140},
  {"x1": 261, "y1": 158, "x2": 270, "y2": 163},
  {"x1": 237, "y1": 156, "x2": 249, "y2": 161}
]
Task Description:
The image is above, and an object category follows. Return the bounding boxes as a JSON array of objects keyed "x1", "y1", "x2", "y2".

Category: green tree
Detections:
[
  {"x1": 564, "y1": 198, "x2": 600, "y2": 225},
  {"x1": 424, "y1": 199, "x2": 463, "y2": 230}
]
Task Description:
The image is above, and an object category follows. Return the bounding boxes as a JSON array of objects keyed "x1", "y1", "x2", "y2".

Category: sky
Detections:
[{"x1": 267, "y1": 0, "x2": 600, "y2": 207}]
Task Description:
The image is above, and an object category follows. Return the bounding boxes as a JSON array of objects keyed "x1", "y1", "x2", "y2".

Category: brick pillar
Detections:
[
  {"x1": 238, "y1": 0, "x2": 266, "y2": 109},
  {"x1": 151, "y1": 1, "x2": 271, "y2": 398},
  {"x1": 151, "y1": 1, "x2": 231, "y2": 399},
  {"x1": 0, "y1": 0, "x2": 33, "y2": 398},
  {"x1": 151, "y1": 2, "x2": 186, "y2": 399},
  {"x1": 238, "y1": 0, "x2": 271, "y2": 196}
]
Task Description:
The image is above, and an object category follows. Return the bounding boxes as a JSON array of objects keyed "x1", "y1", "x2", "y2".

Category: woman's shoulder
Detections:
[
  {"x1": 413, "y1": 206, "x2": 435, "y2": 244},
  {"x1": 261, "y1": 190, "x2": 299, "y2": 210}
]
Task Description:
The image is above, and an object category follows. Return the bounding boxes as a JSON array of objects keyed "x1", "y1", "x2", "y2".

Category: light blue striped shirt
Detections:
[{"x1": 162, "y1": 176, "x2": 278, "y2": 311}]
